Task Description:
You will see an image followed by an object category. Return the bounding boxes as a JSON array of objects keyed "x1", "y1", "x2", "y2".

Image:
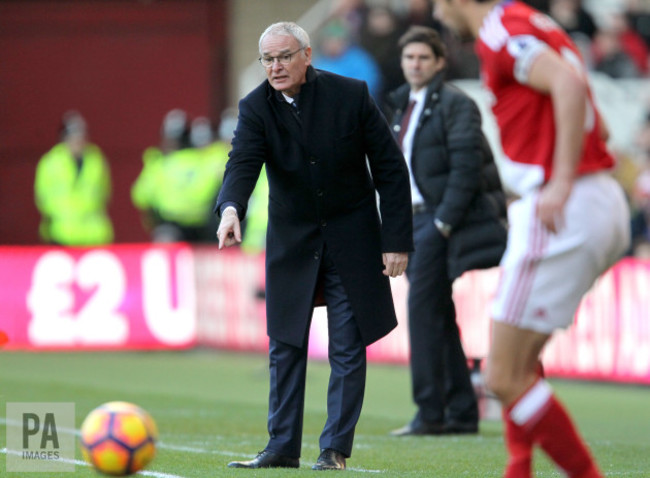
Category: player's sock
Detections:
[
  {"x1": 509, "y1": 379, "x2": 602, "y2": 478},
  {"x1": 502, "y1": 407, "x2": 532, "y2": 478},
  {"x1": 501, "y1": 361, "x2": 546, "y2": 478}
]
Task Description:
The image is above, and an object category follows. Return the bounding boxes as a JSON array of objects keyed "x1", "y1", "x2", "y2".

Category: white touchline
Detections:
[
  {"x1": 2, "y1": 418, "x2": 387, "y2": 474},
  {"x1": 0, "y1": 448, "x2": 186, "y2": 478}
]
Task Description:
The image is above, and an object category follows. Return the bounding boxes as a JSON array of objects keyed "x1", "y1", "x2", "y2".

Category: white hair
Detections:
[{"x1": 258, "y1": 22, "x2": 310, "y2": 54}]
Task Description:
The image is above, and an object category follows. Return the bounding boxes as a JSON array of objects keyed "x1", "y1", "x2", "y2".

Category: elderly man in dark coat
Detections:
[{"x1": 217, "y1": 21, "x2": 413, "y2": 471}]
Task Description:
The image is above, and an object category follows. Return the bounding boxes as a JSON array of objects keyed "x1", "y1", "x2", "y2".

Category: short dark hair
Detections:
[{"x1": 398, "y1": 26, "x2": 447, "y2": 59}]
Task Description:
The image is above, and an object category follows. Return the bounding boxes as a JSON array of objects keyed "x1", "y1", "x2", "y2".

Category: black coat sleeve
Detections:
[
  {"x1": 215, "y1": 98, "x2": 266, "y2": 220},
  {"x1": 360, "y1": 83, "x2": 414, "y2": 253},
  {"x1": 434, "y1": 89, "x2": 484, "y2": 228}
]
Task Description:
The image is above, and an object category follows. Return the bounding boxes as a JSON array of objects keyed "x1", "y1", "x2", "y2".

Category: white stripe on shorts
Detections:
[{"x1": 504, "y1": 198, "x2": 549, "y2": 326}]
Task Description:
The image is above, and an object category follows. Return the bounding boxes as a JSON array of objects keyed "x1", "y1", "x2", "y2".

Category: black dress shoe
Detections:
[
  {"x1": 390, "y1": 420, "x2": 446, "y2": 436},
  {"x1": 312, "y1": 448, "x2": 346, "y2": 470},
  {"x1": 444, "y1": 421, "x2": 479, "y2": 434},
  {"x1": 227, "y1": 450, "x2": 299, "y2": 468}
]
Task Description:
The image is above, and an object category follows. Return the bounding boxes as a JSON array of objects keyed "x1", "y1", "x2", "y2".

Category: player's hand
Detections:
[
  {"x1": 382, "y1": 252, "x2": 408, "y2": 277},
  {"x1": 536, "y1": 178, "x2": 572, "y2": 234},
  {"x1": 216, "y1": 208, "x2": 242, "y2": 249}
]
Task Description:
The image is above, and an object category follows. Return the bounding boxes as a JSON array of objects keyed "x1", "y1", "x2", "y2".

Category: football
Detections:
[{"x1": 80, "y1": 401, "x2": 158, "y2": 476}]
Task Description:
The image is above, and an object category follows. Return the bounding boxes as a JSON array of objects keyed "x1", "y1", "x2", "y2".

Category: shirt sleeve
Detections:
[
  {"x1": 506, "y1": 34, "x2": 549, "y2": 84},
  {"x1": 219, "y1": 201, "x2": 244, "y2": 218}
]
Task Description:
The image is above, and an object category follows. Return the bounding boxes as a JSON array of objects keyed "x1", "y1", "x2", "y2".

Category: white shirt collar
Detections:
[{"x1": 409, "y1": 88, "x2": 427, "y2": 105}]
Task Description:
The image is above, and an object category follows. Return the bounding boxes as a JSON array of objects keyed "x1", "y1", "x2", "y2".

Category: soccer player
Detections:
[{"x1": 432, "y1": 1, "x2": 630, "y2": 477}]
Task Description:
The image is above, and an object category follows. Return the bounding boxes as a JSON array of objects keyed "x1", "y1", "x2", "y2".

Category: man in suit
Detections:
[
  {"x1": 386, "y1": 26, "x2": 507, "y2": 437},
  {"x1": 217, "y1": 22, "x2": 413, "y2": 470}
]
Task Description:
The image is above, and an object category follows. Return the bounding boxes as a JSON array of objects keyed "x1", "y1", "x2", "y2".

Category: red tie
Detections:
[{"x1": 398, "y1": 99, "x2": 416, "y2": 148}]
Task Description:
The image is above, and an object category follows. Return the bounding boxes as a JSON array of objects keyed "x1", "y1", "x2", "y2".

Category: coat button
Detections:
[
  {"x1": 309, "y1": 156, "x2": 317, "y2": 165},
  {"x1": 316, "y1": 189, "x2": 323, "y2": 197},
  {"x1": 320, "y1": 220, "x2": 327, "y2": 227},
  {"x1": 314, "y1": 251, "x2": 320, "y2": 260}
]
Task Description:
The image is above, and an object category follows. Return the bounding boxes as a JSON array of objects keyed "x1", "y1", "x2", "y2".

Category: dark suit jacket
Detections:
[
  {"x1": 217, "y1": 67, "x2": 414, "y2": 347},
  {"x1": 388, "y1": 73, "x2": 507, "y2": 280}
]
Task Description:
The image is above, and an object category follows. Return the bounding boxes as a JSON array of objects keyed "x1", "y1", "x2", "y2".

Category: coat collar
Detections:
[
  {"x1": 388, "y1": 70, "x2": 445, "y2": 112},
  {"x1": 266, "y1": 65, "x2": 319, "y2": 103},
  {"x1": 265, "y1": 66, "x2": 319, "y2": 149}
]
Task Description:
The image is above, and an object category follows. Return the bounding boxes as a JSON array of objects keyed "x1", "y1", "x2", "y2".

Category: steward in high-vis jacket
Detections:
[
  {"x1": 35, "y1": 111, "x2": 113, "y2": 246},
  {"x1": 132, "y1": 115, "x2": 228, "y2": 242},
  {"x1": 154, "y1": 141, "x2": 228, "y2": 241}
]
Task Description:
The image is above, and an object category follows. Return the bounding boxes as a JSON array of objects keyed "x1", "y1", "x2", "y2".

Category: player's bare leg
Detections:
[
  {"x1": 486, "y1": 322, "x2": 546, "y2": 478},
  {"x1": 486, "y1": 321, "x2": 603, "y2": 478}
]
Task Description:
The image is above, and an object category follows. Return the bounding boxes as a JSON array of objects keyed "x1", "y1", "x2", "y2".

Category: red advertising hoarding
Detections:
[
  {"x1": 1, "y1": 245, "x2": 649, "y2": 384},
  {"x1": 0, "y1": 244, "x2": 196, "y2": 350}
]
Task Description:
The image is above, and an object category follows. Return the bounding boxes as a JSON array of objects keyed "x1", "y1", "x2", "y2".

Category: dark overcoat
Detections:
[
  {"x1": 217, "y1": 67, "x2": 414, "y2": 348},
  {"x1": 387, "y1": 73, "x2": 507, "y2": 280}
]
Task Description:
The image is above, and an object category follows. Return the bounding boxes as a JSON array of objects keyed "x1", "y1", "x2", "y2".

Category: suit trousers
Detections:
[
  {"x1": 266, "y1": 245, "x2": 366, "y2": 458},
  {"x1": 406, "y1": 211, "x2": 478, "y2": 426}
]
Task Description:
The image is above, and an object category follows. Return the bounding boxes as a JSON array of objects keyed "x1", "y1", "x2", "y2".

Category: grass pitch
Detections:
[{"x1": 1, "y1": 350, "x2": 648, "y2": 477}]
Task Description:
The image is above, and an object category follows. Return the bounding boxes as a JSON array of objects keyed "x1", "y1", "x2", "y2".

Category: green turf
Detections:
[{"x1": 1, "y1": 350, "x2": 648, "y2": 477}]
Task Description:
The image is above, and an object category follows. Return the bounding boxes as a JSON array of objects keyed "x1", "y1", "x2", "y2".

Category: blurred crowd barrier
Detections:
[{"x1": 1, "y1": 244, "x2": 649, "y2": 385}]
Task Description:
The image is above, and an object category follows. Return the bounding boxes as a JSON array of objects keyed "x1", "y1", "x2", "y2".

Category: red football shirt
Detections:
[{"x1": 476, "y1": 0, "x2": 614, "y2": 196}]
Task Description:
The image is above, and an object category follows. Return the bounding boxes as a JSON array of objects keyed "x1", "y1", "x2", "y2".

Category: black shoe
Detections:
[
  {"x1": 444, "y1": 421, "x2": 479, "y2": 435},
  {"x1": 312, "y1": 448, "x2": 346, "y2": 470},
  {"x1": 390, "y1": 420, "x2": 446, "y2": 436},
  {"x1": 227, "y1": 450, "x2": 299, "y2": 469}
]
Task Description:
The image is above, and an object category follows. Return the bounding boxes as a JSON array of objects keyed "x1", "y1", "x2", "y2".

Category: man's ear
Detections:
[{"x1": 436, "y1": 57, "x2": 447, "y2": 72}]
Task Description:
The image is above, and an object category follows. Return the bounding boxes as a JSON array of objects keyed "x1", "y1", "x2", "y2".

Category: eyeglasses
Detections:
[{"x1": 259, "y1": 48, "x2": 304, "y2": 68}]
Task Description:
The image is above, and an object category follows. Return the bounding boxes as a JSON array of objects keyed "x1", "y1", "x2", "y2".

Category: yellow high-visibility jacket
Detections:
[
  {"x1": 241, "y1": 165, "x2": 269, "y2": 254},
  {"x1": 131, "y1": 146, "x2": 164, "y2": 213},
  {"x1": 157, "y1": 144, "x2": 227, "y2": 226},
  {"x1": 35, "y1": 142, "x2": 113, "y2": 245}
]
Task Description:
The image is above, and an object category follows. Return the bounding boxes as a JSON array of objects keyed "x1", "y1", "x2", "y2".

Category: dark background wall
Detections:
[{"x1": 0, "y1": 0, "x2": 229, "y2": 244}]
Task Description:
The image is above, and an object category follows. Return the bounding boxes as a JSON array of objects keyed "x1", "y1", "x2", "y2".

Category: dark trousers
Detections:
[
  {"x1": 406, "y1": 211, "x2": 478, "y2": 425},
  {"x1": 266, "y1": 246, "x2": 366, "y2": 458}
]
